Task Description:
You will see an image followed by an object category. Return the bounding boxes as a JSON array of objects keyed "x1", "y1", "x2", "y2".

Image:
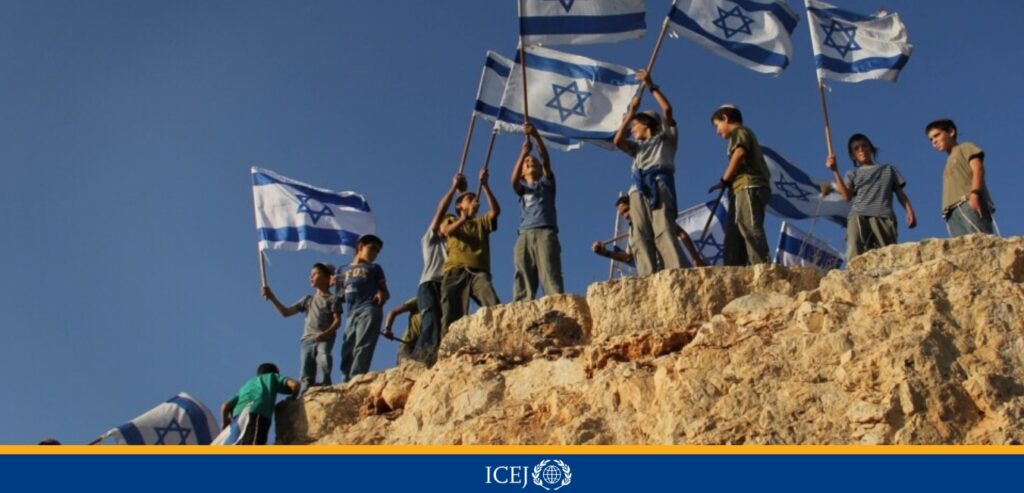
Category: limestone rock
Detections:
[{"x1": 277, "y1": 235, "x2": 1024, "y2": 445}]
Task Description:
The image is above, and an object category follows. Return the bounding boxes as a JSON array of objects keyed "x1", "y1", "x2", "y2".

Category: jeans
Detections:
[
  {"x1": 512, "y1": 227, "x2": 564, "y2": 301},
  {"x1": 440, "y1": 267, "x2": 499, "y2": 336},
  {"x1": 945, "y1": 201, "x2": 995, "y2": 237},
  {"x1": 629, "y1": 180, "x2": 686, "y2": 276},
  {"x1": 299, "y1": 333, "x2": 335, "y2": 388},
  {"x1": 414, "y1": 280, "x2": 442, "y2": 364},
  {"x1": 340, "y1": 305, "x2": 383, "y2": 381},
  {"x1": 724, "y1": 186, "x2": 770, "y2": 266}
]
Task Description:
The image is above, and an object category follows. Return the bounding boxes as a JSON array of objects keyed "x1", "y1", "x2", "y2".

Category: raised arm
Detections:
[
  {"x1": 637, "y1": 69, "x2": 674, "y2": 128},
  {"x1": 262, "y1": 286, "x2": 301, "y2": 317},
  {"x1": 430, "y1": 174, "x2": 465, "y2": 235},
  {"x1": 480, "y1": 167, "x2": 501, "y2": 221},
  {"x1": 825, "y1": 155, "x2": 853, "y2": 201},
  {"x1": 528, "y1": 123, "x2": 553, "y2": 182},
  {"x1": 510, "y1": 137, "x2": 532, "y2": 196},
  {"x1": 613, "y1": 95, "x2": 641, "y2": 153}
]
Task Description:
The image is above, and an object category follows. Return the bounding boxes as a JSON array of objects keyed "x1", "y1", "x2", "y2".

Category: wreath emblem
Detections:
[{"x1": 532, "y1": 459, "x2": 572, "y2": 490}]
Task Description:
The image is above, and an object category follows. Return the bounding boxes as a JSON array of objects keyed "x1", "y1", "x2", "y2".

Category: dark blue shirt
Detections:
[
  {"x1": 336, "y1": 262, "x2": 386, "y2": 311},
  {"x1": 517, "y1": 176, "x2": 558, "y2": 230}
]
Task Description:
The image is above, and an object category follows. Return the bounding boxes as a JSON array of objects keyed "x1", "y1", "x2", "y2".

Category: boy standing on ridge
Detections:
[
  {"x1": 613, "y1": 69, "x2": 687, "y2": 276},
  {"x1": 414, "y1": 173, "x2": 464, "y2": 365},
  {"x1": 439, "y1": 167, "x2": 501, "y2": 334},
  {"x1": 510, "y1": 122, "x2": 563, "y2": 301},
  {"x1": 709, "y1": 104, "x2": 771, "y2": 266},
  {"x1": 336, "y1": 234, "x2": 389, "y2": 381},
  {"x1": 221, "y1": 362, "x2": 300, "y2": 445},
  {"x1": 262, "y1": 263, "x2": 341, "y2": 390},
  {"x1": 925, "y1": 118, "x2": 996, "y2": 236}
]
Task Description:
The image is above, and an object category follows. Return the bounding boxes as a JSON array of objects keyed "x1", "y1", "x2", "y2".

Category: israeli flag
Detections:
[
  {"x1": 775, "y1": 221, "x2": 844, "y2": 271},
  {"x1": 496, "y1": 46, "x2": 639, "y2": 148},
  {"x1": 762, "y1": 146, "x2": 849, "y2": 227},
  {"x1": 676, "y1": 195, "x2": 729, "y2": 266},
  {"x1": 475, "y1": 51, "x2": 578, "y2": 151},
  {"x1": 667, "y1": 0, "x2": 799, "y2": 76},
  {"x1": 211, "y1": 404, "x2": 252, "y2": 445},
  {"x1": 252, "y1": 167, "x2": 376, "y2": 255},
  {"x1": 806, "y1": 0, "x2": 912, "y2": 82},
  {"x1": 103, "y1": 392, "x2": 218, "y2": 445},
  {"x1": 520, "y1": 0, "x2": 646, "y2": 46}
]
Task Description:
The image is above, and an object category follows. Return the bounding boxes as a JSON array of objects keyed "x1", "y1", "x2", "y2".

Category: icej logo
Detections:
[
  {"x1": 485, "y1": 459, "x2": 572, "y2": 490},
  {"x1": 532, "y1": 459, "x2": 572, "y2": 490}
]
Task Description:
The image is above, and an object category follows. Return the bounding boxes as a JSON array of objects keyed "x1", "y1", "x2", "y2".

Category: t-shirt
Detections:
[
  {"x1": 727, "y1": 126, "x2": 770, "y2": 191},
  {"x1": 397, "y1": 297, "x2": 422, "y2": 357},
  {"x1": 843, "y1": 164, "x2": 906, "y2": 219},
  {"x1": 518, "y1": 176, "x2": 558, "y2": 230},
  {"x1": 941, "y1": 141, "x2": 994, "y2": 213},
  {"x1": 625, "y1": 123, "x2": 678, "y2": 172},
  {"x1": 336, "y1": 262, "x2": 386, "y2": 311},
  {"x1": 419, "y1": 228, "x2": 447, "y2": 285},
  {"x1": 291, "y1": 293, "x2": 341, "y2": 340},
  {"x1": 442, "y1": 215, "x2": 496, "y2": 273},
  {"x1": 226, "y1": 373, "x2": 295, "y2": 419}
]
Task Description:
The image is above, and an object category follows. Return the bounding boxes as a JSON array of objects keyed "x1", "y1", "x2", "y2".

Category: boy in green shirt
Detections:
[
  {"x1": 925, "y1": 118, "x2": 996, "y2": 236},
  {"x1": 439, "y1": 167, "x2": 501, "y2": 335},
  {"x1": 709, "y1": 105, "x2": 771, "y2": 266},
  {"x1": 221, "y1": 363, "x2": 300, "y2": 445}
]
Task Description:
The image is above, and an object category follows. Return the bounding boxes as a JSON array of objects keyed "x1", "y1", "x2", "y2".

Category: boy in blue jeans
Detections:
[
  {"x1": 510, "y1": 122, "x2": 563, "y2": 301},
  {"x1": 220, "y1": 362, "x2": 300, "y2": 445},
  {"x1": 337, "y1": 234, "x2": 389, "y2": 381},
  {"x1": 262, "y1": 262, "x2": 341, "y2": 390}
]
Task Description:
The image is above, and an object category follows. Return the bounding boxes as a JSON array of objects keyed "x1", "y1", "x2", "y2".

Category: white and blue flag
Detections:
[
  {"x1": 211, "y1": 404, "x2": 252, "y2": 445},
  {"x1": 806, "y1": 0, "x2": 912, "y2": 82},
  {"x1": 475, "y1": 51, "x2": 578, "y2": 151},
  {"x1": 496, "y1": 45, "x2": 639, "y2": 148},
  {"x1": 775, "y1": 221, "x2": 844, "y2": 271},
  {"x1": 520, "y1": 0, "x2": 646, "y2": 46},
  {"x1": 762, "y1": 146, "x2": 849, "y2": 227},
  {"x1": 667, "y1": 0, "x2": 799, "y2": 75},
  {"x1": 103, "y1": 392, "x2": 218, "y2": 445},
  {"x1": 252, "y1": 167, "x2": 376, "y2": 255},
  {"x1": 676, "y1": 195, "x2": 729, "y2": 266}
]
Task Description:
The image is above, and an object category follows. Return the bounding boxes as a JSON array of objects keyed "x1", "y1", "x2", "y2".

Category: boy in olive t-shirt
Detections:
[
  {"x1": 709, "y1": 105, "x2": 771, "y2": 266},
  {"x1": 439, "y1": 167, "x2": 501, "y2": 336},
  {"x1": 925, "y1": 118, "x2": 996, "y2": 236}
]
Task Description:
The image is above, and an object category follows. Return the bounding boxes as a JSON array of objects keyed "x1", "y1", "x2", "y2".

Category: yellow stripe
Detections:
[{"x1": 5, "y1": 445, "x2": 1024, "y2": 455}]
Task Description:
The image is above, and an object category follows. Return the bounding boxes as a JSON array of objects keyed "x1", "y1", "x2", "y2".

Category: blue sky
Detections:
[{"x1": 1, "y1": 0, "x2": 1020, "y2": 444}]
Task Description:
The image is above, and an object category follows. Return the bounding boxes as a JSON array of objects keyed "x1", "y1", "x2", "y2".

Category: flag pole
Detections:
[
  {"x1": 456, "y1": 112, "x2": 477, "y2": 180},
  {"x1": 816, "y1": 78, "x2": 835, "y2": 156},
  {"x1": 700, "y1": 188, "x2": 726, "y2": 242},
  {"x1": 517, "y1": 0, "x2": 530, "y2": 123},
  {"x1": 475, "y1": 128, "x2": 499, "y2": 198},
  {"x1": 607, "y1": 207, "x2": 624, "y2": 280},
  {"x1": 645, "y1": 6, "x2": 673, "y2": 75},
  {"x1": 258, "y1": 248, "x2": 268, "y2": 288}
]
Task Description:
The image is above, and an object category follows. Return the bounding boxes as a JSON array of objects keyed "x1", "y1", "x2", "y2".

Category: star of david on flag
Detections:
[
  {"x1": 252, "y1": 167, "x2": 376, "y2": 255},
  {"x1": 676, "y1": 195, "x2": 730, "y2": 266},
  {"x1": 520, "y1": 0, "x2": 646, "y2": 46},
  {"x1": 495, "y1": 45, "x2": 639, "y2": 150},
  {"x1": 762, "y1": 146, "x2": 850, "y2": 227},
  {"x1": 806, "y1": 0, "x2": 912, "y2": 82},
  {"x1": 775, "y1": 221, "x2": 844, "y2": 271},
  {"x1": 474, "y1": 50, "x2": 579, "y2": 151},
  {"x1": 667, "y1": 0, "x2": 799, "y2": 76},
  {"x1": 102, "y1": 392, "x2": 218, "y2": 445}
]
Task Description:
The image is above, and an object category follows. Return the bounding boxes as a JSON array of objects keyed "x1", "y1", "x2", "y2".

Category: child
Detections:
[
  {"x1": 439, "y1": 167, "x2": 500, "y2": 334},
  {"x1": 414, "y1": 173, "x2": 464, "y2": 365},
  {"x1": 612, "y1": 69, "x2": 687, "y2": 276},
  {"x1": 510, "y1": 122, "x2": 563, "y2": 301},
  {"x1": 384, "y1": 297, "x2": 421, "y2": 364},
  {"x1": 826, "y1": 133, "x2": 917, "y2": 259},
  {"x1": 336, "y1": 234, "x2": 389, "y2": 381},
  {"x1": 925, "y1": 119, "x2": 996, "y2": 236},
  {"x1": 592, "y1": 196, "x2": 706, "y2": 268},
  {"x1": 709, "y1": 104, "x2": 771, "y2": 266},
  {"x1": 262, "y1": 263, "x2": 341, "y2": 390},
  {"x1": 220, "y1": 362, "x2": 300, "y2": 445}
]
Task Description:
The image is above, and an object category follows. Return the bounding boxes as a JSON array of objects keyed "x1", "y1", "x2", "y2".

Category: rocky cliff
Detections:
[{"x1": 277, "y1": 235, "x2": 1024, "y2": 445}]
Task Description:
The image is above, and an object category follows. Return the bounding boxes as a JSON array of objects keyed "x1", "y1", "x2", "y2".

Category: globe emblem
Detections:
[{"x1": 541, "y1": 464, "x2": 563, "y2": 485}]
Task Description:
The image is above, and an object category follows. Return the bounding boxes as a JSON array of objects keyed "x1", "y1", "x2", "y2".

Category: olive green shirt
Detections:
[
  {"x1": 727, "y1": 126, "x2": 770, "y2": 191},
  {"x1": 941, "y1": 142, "x2": 994, "y2": 213},
  {"x1": 442, "y1": 215, "x2": 496, "y2": 273}
]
